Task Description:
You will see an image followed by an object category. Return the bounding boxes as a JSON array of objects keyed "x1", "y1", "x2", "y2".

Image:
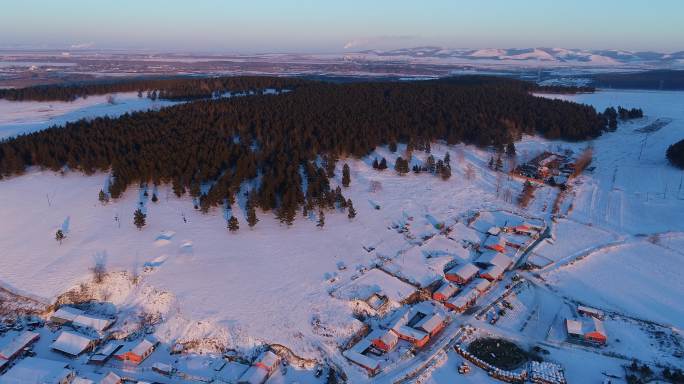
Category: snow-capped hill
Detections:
[{"x1": 347, "y1": 47, "x2": 684, "y2": 68}]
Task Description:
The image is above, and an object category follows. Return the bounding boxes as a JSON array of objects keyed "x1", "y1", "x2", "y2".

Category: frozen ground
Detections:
[
  {"x1": 1, "y1": 88, "x2": 683, "y2": 382},
  {"x1": 0, "y1": 142, "x2": 516, "y2": 361},
  {"x1": 0, "y1": 92, "x2": 179, "y2": 139}
]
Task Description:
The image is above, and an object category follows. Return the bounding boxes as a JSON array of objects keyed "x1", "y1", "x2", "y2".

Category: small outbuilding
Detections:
[{"x1": 115, "y1": 338, "x2": 157, "y2": 364}]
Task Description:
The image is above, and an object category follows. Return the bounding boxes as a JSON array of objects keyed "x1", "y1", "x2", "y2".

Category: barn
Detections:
[
  {"x1": 585, "y1": 318, "x2": 607, "y2": 345},
  {"x1": 445, "y1": 289, "x2": 478, "y2": 312},
  {"x1": 578, "y1": 305, "x2": 605, "y2": 320},
  {"x1": 50, "y1": 306, "x2": 85, "y2": 325},
  {"x1": 445, "y1": 263, "x2": 480, "y2": 285},
  {"x1": 414, "y1": 313, "x2": 445, "y2": 337},
  {"x1": 432, "y1": 281, "x2": 459, "y2": 301}
]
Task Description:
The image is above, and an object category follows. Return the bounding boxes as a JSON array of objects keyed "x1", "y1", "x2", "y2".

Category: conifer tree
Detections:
[
  {"x1": 151, "y1": 193, "x2": 158, "y2": 203},
  {"x1": 98, "y1": 189, "x2": 108, "y2": 204},
  {"x1": 342, "y1": 163, "x2": 351, "y2": 187},
  {"x1": 133, "y1": 208, "x2": 146, "y2": 229},
  {"x1": 228, "y1": 216, "x2": 239, "y2": 232},
  {"x1": 440, "y1": 164, "x2": 452, "y2": 180},
  {"x1": 379, "y1": 158, "x2": 388, "y2": 170},
  {"x1": 55, "y1": 229, "x2": 65, "y2": 244},
  {"x1": 347, "y1": 199, "x2": 356, "y2": 219},
  {"x1": 444, "y1": 151, "x2": 451, "y2": 166},
  {"x1": 246, "y1": 195, "x2": 259, "y2": 228},
  {"x1": 506, "y1": 142, "x2": 517, "y2": 157},
  {"x1": 372, "y1": 158, "x2": 379, "y2": 169},
  {"x1": 495, "y1": 156, "x2": 504, "y2": 172},
  {"x1": 317, "y1": 209, "x2": 325, "y2": 228}
]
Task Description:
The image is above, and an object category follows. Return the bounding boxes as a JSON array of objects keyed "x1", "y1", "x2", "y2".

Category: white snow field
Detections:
[
  {"x1": 0, "y1": 143, "x2": 511, "y2": 361},
  {"x1": 1, "y1": 88, "x2": 683, "y2": 382},
  {"x1": 0, "y1": 92, "x2": 179, "y2": 139}
]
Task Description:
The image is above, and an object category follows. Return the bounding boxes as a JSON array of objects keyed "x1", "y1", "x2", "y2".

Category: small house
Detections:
[
  {"x1": 483, "y1": 236, "x2": 507, "y2": 253},
  {"x1": 445, "y1": 263, "x2": 480, "y2": 285},
  {"x1": 432, "y1": 281, "x2": 459, "y2": 301},
  {"x1": 445, "y1": 290, "x2": 478, "y2": 313},
  {"x1": 585, "y1": 317, "x2": 607, "y2": 345},
  {"x1": 72, "y1": 314, "x2": 114, "y2": 334},
  {"x1": 471, "y1": 278, "x2": 492, "y2": 295},
  {"x1": 479, "y1": 264, "x2": 505, "y2": 281},
  {"x1": 414, "y1": 313, "x2": 445, "y2": 337},
  {"x1": 115, "y1": 338, "x2": 157, "y2": 364},
  {"x1": 370, "y1": 330, "x2": 398, "y2": 353}
]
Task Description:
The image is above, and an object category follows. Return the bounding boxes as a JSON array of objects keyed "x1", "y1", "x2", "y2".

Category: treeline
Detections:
[
  {"x1": 533, "y1": 85, "x2": 596, "y2": 94},
  {"x1": 0, "y1": 76, "x2": 309, "y2": 102},
  {"x1": 589, "y1": 70, "x2": 684, "y2": 90},
  {"x1": 0, "y1": 77, "x2": 610, "y2": 225},
  {"x1": 666, "y1": 139, "x2": 684, "y2": 169},
  {"x1": 602, "y1": 106, "x2": 644, "y2": 130}
]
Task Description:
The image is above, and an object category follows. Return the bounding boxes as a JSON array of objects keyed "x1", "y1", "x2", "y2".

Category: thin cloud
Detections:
[
  {"x1": 70, "y1": 42, "x2": 95, "y2": 49},
  {"x1": 344, "y1": 35, "x2": 418, "y2": 50}
]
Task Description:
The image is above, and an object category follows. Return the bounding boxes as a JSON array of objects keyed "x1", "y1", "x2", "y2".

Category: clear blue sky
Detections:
[{"x1": 1, "y1": 0, "x2": 682, "y2": 52}]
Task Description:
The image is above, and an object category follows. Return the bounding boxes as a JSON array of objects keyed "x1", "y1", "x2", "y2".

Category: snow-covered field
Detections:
[
  {"x1": 0, "y1": 93, "x2": 179, "y2": 139},
  {"x1": 1, "y1": 88, "x2": 683, "y2": 382}
]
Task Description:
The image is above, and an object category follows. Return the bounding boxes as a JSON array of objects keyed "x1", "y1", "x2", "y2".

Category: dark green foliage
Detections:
[
  {"x1": 98, "y1": 189, "x2": 108, "y2": 204},
  {"x1": 342, "y1": 163, "x2": 351, "y2": 187},
  {"x1": 151, "y1": 193, "x2": 158, "y2": 202},
  {"x1": 317, "y1": 209, "x2": 325, "y2": 228},
  {"x1": 667, "y1": 139, "x2": 684, "y2": 169},
  {"x1": 133, "y1": 208, "x2": 146, "y2": 229},
  {"x1": 506, "y1": 142, "x2": 516, "y2": 157},
  {"x1": 347, "y1": 199, "x2": 356, "y2": 219},
  {"x1": 394, "y1": 156, "x2": 409, "y2": 174},
  {"x1": 55, "y1": 229, "x2": 65, "y2": 244},
  {"x1": 228, "y1": 216, "x2": 239, "y2": 232},
  {"x1": 246, "y1": 193, "x2": 259, "y2": 228},
  {"x1": 0, "y1": 77, "x2": 609, "y2": 225}
]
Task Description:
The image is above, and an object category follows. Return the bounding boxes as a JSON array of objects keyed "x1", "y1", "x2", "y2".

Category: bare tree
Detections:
[{"x1": 91, "y1": 254, "x2": 107, "y2": 284}]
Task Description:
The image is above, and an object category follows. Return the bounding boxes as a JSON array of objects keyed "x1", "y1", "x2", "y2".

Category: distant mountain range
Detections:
[{"x1": 343, "y1": 47, "x2": 684, "y2": 68}]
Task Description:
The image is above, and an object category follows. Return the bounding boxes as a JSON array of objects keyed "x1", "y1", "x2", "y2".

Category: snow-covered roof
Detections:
[
  {"x1": 0, "y1": 357, "x2": 72, "y2": 384},
  {"x1": 73, "y1": 314, "x2": 113, "y2": 332},
  {"x1": 476, "y1": 250, "x2": 512, "y2": 269},
  {"x1": 130, "y1": 338, "x2": 156, "y2": 356},
  {"x1": 434, "y1": 282, "x2": 459, "y2": 299},
  {"x1": 72, "y1": 378, "x2": 95, "y2": 384},
  {"x1": 343, "y1": 335, "x2": 381, "y2": 372},
  {"x1": 394, "y1": 325, "x2": 428, "y2": 341},
  {"x1": 99, "y1": 371, "x2": 121, "y2": 384},
  {"x1": 414, "y1": 313, "x2": 444, "y2": 334},
  {"x1": 471, "y1": 278, "x2": 491, "y2": 294},
  {"x1": 487, "y1": 226, "x2": 501, "y2": 236},
  {"x1": 0, "y1": 331, "x2": 39, "y2": 360},
  {"x1": 481, "y1": 264, "x2": 505, "y2": 280},
  {"x1": 565, "y1": 319, "x2": 582, "y2": 335},
  {"x1": 578, "y1": 305, "x2": 604, "y2": 318},
  {"x1": 445, "y1": 263, "x2": 480, "y2": 281},
  {"x1": 447, "y1": 289, "x2": 478, "y2": 309},
  {"x1": 335, "y1": 268, "x2": 416, "y2": 302},
  {"x1": 51, "y1": 306, "x2": 84, "y2": 322},
  {"x1": 51, "y1": 331, "x2": 94, "y2": 356},
  {"x1": 484, "y1": 235, "x2": 506, "y2": 248},
  {"x1": 377, "y1": 329, "x2": 398, "y2": 346}
]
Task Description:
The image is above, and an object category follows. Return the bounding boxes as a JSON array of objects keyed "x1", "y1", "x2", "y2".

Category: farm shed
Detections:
[
  {"x1": 343, "y1": 336, "x2": 381, "y2": 375},
  {"x1": 446, "y1": 289, "x2": 478, "y2": 312},
  {"x1": 50, "y1": 306, "x2": 84, "y2": 324},
  {"x1": 51, "y1": 331, "x2": 96, "y2": 357},
  {"x1": 484, "y1": 236, "x2": 507, "y2": 253},
  {"x1": 98, "y1": 371, "x2": 122, "y2": 384},
  {"x1": 0, "y1": 331, "x2": 40, "y2": 361},
  {"x1": 578, "y1": 305, "x2": 605, "y2": 320}
]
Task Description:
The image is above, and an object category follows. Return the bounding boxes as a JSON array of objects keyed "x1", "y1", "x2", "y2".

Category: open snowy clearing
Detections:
[
  {"x1": 542, "y1": 241, "x2": 684, "y2": 328},
  {"x1": 0, "y1": 92, "x2": 180, "y2": 139}
]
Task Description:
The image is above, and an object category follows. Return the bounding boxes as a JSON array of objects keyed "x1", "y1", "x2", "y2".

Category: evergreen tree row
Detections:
[{"x1": 0, "y1": 77, "x2": 612, "y2": 225}]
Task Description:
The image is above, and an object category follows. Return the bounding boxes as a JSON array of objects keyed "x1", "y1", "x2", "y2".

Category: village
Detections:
[{"x1": 1, "y1": 131, "x2": 684, "y2": 384}]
